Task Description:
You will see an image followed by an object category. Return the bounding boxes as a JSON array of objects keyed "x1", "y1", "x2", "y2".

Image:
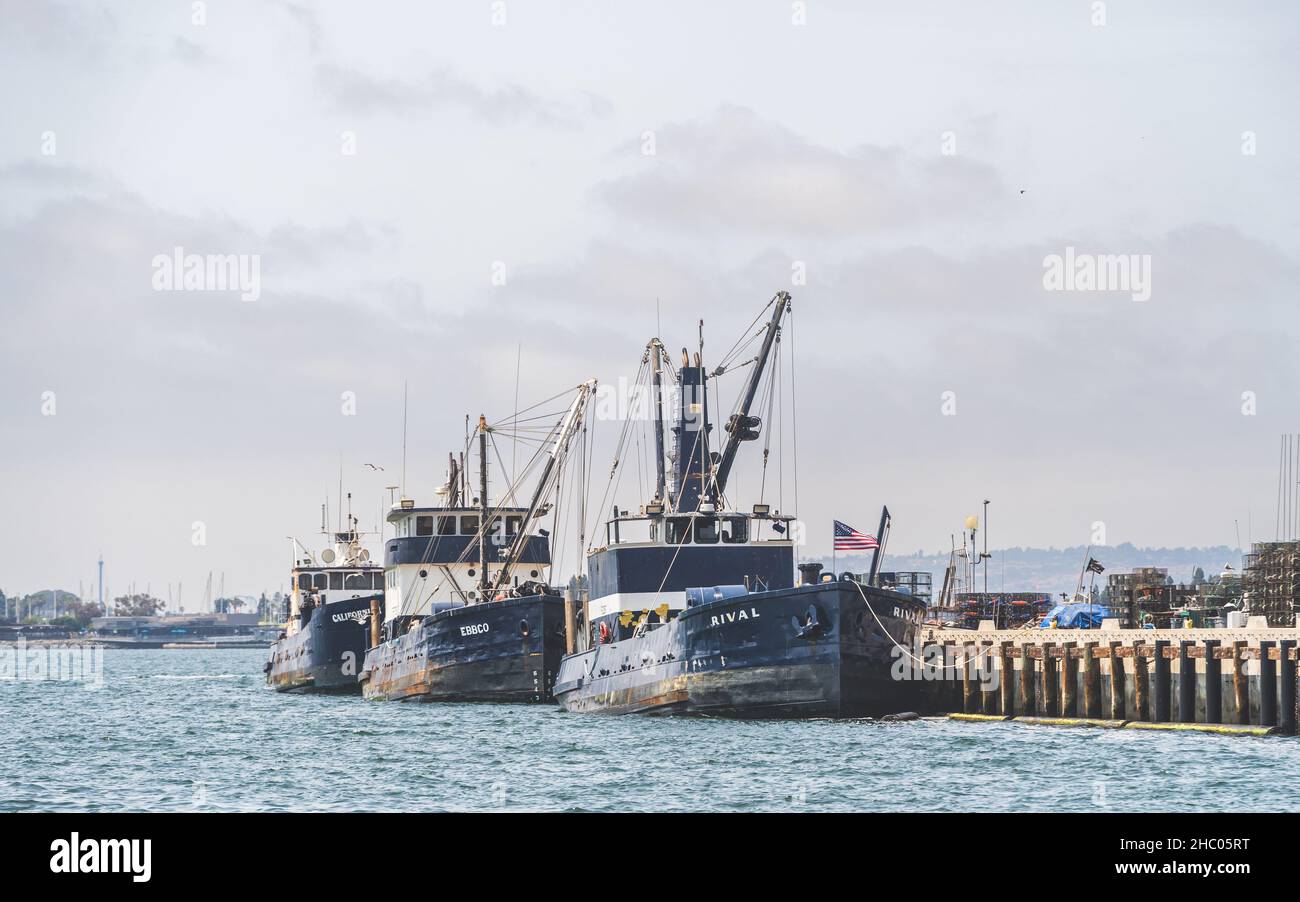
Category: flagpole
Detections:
[
  {"x1": 832, "y1": 522, "x2": 836, "y2": 580},
  {"x1": 869, "y1": 506, "x2": 890, "y2": 586},
  {"x1": 1075, "y1": 545, "x2": 1091, "y2": 600}
]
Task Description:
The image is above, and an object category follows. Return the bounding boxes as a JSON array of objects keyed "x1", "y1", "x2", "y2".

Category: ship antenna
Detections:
[
  {"x1": 511, "y1": 342, "x2": 521, "y2": 505},
  {"x1": 650, "y1": 339, "x2": 667, "y2": 501},
  {"x1": 478, "y1": 414, "x2": 490, "y2": 596},
  {"x1": 401, "y1": 380, "x2": 408, "y2": 498}
]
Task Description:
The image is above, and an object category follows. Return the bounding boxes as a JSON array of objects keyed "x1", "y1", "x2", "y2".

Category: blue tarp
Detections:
[
  {"x1": 1039, "y1": 603, "x2": 1110, "y2": 629},
  {"x1": 685, "y1": 585, "x2": 749, "y2": 608}
]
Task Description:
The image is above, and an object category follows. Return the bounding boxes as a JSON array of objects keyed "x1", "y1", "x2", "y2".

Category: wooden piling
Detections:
[
  {"x1": 1203, "y1": 639, "x2": 1221, "y2": 724},
  {"x1": 1083, "y1": 642, "x2": 1101, "y2": 719},
  {"x1": 1280, "y1": 640, "x2": 1297, "y2": 735},
  {"x1": 579, "y1": 590, "x2": 591, "y2": 652},
  {"x1": 946, "y1": 647, "x2": 956, "y2": 712},
  {"x1": 563, "y1": 587, "x2": 577, "y2": 655},
  {"x1": 962, "y1": 643, "x2": 978, "y2": 714},
  {"x1": 1108, "y1": 641, "x2": 1125, "y2": 721},
  {"x1": 945, "y1": 642, "x2": 962, "y2": 712},
  {"x1": 1060, "y1": 642, "x2": 1077, "y2": 717},
  {"x1": 1017, "y1": 643, "x2": 1034, "y2": 716},
  {"x1": 1178, "y1": 641, "x2": 1196, "y2": 723},
  {"x1": 1041, "y1": 643, "x2": 1057, "y2": 716},
  {"x1": 1232, "y1": 641, "x2": 1249, "y2": 726},
  {"x1": 1133, "y1": 643, "x2": 1149, "y2": 722},
  {"x1": 999, "y1": 642, "x2": 1014, "y2": 716},
  {"x1": 1153, "y1": 639, "x2": 1171, "y2": 722},
  {"x1": 981, "y1": 643, "x2": 999, "y2": 715},
  {"x1": 369, "y1": 596, "x2": 381, "y2": 650},
  {"x1": 1260, "y1": 641, "x2": 1277, "y2": 727}
]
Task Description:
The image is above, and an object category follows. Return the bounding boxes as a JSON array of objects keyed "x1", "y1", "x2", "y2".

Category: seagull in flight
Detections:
[{"x1": 364, "y1": 463, "x2": 385, "y2": 471}]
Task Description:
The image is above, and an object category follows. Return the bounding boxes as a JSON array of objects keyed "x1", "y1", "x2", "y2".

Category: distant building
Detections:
[{"x1": 89, "y1": 612, "x2": 262, "y2": 646}]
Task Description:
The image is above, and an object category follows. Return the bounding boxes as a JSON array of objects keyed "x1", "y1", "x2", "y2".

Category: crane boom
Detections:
[
  {"x1": 712, "y1": 292, "x2": 790, "y2": 500},
  {"x1": 489, "y1": 379, "x2": 598, "y2": 595}
]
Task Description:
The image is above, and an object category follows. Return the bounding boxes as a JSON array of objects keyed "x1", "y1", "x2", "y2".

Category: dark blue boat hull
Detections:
[
  {"x1": 554, "y1": 582, "x2": 924, "y2": 717},
  {"x1": 361, "y1": 594, "x2": 567, "y2": 703},
  {"x1": 265, "y1": 594, "x2": 380, "y2": 694}
]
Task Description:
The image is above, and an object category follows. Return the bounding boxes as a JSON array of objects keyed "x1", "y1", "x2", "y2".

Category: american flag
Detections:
[{"x1": 834, "y1": 520, "x2": 879, "y2": 551}]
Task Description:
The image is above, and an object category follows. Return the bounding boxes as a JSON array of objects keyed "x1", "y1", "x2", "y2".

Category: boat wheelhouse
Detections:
[
  {"x1": 381, "y1": 502, "x2": 551, "y2": 629},
  {"x1": 265, "y1": 520, "x2": 384, "y2": 694},
  {"x1": 586, "y1": 506, "x2": 796, "y2": 638},
  {"x1": 284, "y1": 528, "x2": 383, "y2": 623}
]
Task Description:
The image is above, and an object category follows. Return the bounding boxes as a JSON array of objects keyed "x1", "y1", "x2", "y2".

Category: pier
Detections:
[{"x1": 917, "y1": 620, "x2": 1300, "y2": 735}]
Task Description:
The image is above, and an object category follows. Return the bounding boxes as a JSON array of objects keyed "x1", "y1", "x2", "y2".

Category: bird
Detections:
[{"x1": 364, "y1": 463, "x2": 384, "y2": 471}]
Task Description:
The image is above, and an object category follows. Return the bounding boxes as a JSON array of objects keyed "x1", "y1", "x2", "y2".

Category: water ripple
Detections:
[{"x1": 1, "y1": 648, "x2": 1296, "y2": 812}]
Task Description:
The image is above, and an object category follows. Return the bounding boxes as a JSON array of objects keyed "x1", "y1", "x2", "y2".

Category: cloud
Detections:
[
  {"x1": 593, "y1": 106, "x2": 1008, "y2": 236},
  {"x1": 0, "y1": 168, "x2": 615, "y2": 449},
  {"x1": 274, "y1": 0, "x2": 324, "y2": 56},
  {"x1": 0, "y1": 0, "x2": 116, "y2": 56},
  {"x1": 315, "y1": 63, "x2": 610, "y2": 128},
  {"x1": 170, "y1": 36, "x2": 212, "y2": 67},
  {"x1": 0, "y1": 160, "x2": 118, "y2": 194},
  {"x1": 482, "y1": 220, "x2": 1299, "y2": 478}
]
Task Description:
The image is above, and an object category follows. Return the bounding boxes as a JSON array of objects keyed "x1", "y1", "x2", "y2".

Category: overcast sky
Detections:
[{"x1": 2, "y1": 1, "x2": 1297, "y2": 604}]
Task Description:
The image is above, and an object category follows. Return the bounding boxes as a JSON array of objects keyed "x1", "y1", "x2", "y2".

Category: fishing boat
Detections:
[
  {"x1": 264, "y1": 508, "x2": 384, "y2": 693},
  {"x1": 553, "y1": 293, "x2": 926, "y2": 717},
  {"x1": 360, "y1": 380, "x2": 597, "y2": 703}
]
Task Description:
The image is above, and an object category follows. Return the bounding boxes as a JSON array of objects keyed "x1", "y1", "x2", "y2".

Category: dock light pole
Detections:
[
  {"x1": 966, "y1": 509, "x2": 992, "y2": 623},
  {"x1": 982, "y1": 500, "x2": 990, "y2": 596},
  {"x1": 983, "y1": 500, "x2": 991, "y2": 624},
  {"x1": 964, "y1": 516, "x2": 978, "y2": 593}
]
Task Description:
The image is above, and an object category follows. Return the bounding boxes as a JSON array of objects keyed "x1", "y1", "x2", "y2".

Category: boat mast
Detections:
[
  {"x1": 650, "y1": 339, "x2": 667, "y2": 501},
  {"x1": 491, "y1": 380, "x2": 597, "y2": 595},
  {"x1": 712, "y1": 291, "x2": 791, "y2": 501},
  {"x1": 447, "y1": 452, "x2": 462, "y2": 507},
  {"x1": 672, "y1": 348, "x2": 710, "y2": 513},
  {"x1": 477, "y1": 414, "x2": 489, "y2": 595},
  {"x1": 869, "y1": 505, "x2": 891, "y2": 585}
]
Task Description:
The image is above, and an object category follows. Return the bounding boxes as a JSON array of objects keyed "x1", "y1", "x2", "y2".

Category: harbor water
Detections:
[{"x1": 2, "y1": 648, "x2": 1298, "y2": 812}]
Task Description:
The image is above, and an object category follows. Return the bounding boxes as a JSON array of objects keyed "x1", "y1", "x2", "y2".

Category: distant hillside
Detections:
[{"x1": 807, "y1": 543, "x2": 1242, "y2": 596}]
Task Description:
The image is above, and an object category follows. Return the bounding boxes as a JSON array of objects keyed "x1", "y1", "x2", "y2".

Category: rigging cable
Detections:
[{"x1": 790, "y1": 302, "x2": 799, "y2": 521}]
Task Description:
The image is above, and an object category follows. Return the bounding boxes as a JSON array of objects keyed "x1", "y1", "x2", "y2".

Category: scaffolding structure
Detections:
[
  {"x1": 877, "y1": 571, "x2": 932, "y2": 605},
  {"x1": 935, "y1": 592, "x2": 1053, "y2": 629},
  {"x1": 1243, "y1": 541, "x2": 1300, "y2": 627},
  {"x1": 1104, "y1": 566, "x2": 1238, "y2": 628}
]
